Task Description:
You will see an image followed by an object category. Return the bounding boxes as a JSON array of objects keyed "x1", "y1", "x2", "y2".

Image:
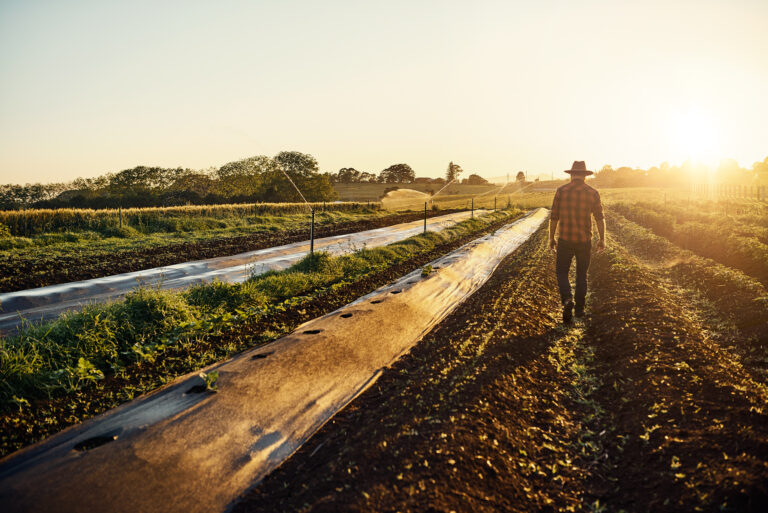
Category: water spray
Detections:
[{"x1": 280, "y1": 169, "x2": 316, "y2": 261}]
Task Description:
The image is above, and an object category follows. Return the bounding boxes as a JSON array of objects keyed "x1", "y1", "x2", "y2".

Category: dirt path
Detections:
[{"x1": 233, "y1": 226, "x2": 768, "y2": 512}]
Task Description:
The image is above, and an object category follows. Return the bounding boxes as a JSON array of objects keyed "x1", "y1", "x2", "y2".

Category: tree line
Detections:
[
  {"x1": 331, "y1": 161, "x2": 490, "y2": 186},
  {"x1": 1, "y1": 157, "x2": 494, "y2": 210},
  {"x1": 590, "y1": 157, "x2": 768, "y2": 188},
  {"x1": 0, "y1": 152, "x2": 336, "y2": 210}
]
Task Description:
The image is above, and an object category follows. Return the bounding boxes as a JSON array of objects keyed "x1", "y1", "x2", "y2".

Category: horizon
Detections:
[{"x1": 1, "y1": 0, "x2": 767, "y2": 184}]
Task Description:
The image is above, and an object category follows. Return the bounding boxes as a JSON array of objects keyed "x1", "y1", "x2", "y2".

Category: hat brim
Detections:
[{"x1": 565, "y1": 169, "x2": 594, "y2": 175}]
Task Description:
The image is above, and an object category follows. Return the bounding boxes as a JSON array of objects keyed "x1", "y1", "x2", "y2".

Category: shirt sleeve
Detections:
[
  {"x1": 550, "y1": 189, "x2": 561, "y2": 221},
  {"x1": 591, "y1": 191, "x2": 604, "y2": 221}
]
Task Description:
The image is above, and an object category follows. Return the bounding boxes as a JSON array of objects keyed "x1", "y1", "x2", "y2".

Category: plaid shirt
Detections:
[{"x1": 550, "y1": 180, "x2": 604, "y2": 243}]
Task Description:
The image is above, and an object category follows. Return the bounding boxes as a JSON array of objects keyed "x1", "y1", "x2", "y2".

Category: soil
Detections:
[
  {"x1": 232, "y1": 227, "x2": 768, "y2": 512},
  {"x1": 584, "y1": 240, "x2": 768, "y2": 512},
  {"x1": 0, "y1": 210, "x2": 460, "y2": 293}
]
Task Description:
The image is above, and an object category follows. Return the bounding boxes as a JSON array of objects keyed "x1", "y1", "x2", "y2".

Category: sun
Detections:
[{"x1": 668, "y1": 109, "x2": 721, "y2": 166}]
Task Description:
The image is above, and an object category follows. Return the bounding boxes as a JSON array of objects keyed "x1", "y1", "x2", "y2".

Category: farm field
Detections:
[
  {"x1": 234, "y1": 203, "x2": 768, "y2": 513},
  {"x1": 0, "y1": 186, "x2": 697, "y2": 293},
  {"x1": 0, "y1": 210, "x2": 481, "y2": 335},
  {"x1": 0, "y1": 209, "x2": 522, "y2": 457},
  {"x1": 1, "y1": 191, "x2": 767, "y2": 511},
  {"x1": 0, "y1": 204, "x2": 477, "y2": 292}
]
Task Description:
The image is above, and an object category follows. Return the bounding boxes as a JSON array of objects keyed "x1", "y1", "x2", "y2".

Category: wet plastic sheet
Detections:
[
  {"x1": 0, "y1": 208, "x2": 549, "y2": 513},
  {"x1": 0, "y1": 211, "x2": 480, "y2": 334}
]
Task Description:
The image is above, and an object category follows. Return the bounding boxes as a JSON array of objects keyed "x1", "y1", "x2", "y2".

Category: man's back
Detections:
[{"x1": 550, "y1": 180, "x2": 604, "y2": 243}]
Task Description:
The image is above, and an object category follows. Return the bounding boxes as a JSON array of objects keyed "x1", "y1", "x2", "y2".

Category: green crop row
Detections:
[
  {"x1": 0, "y1": 201, "x2": 380, "y2": 237},
  {"x1": 611, "y1": 202, "x2": 768, "y2": 285},
  {"x1": 606, "y1": 211, "x2": 768, "y2": 340}
]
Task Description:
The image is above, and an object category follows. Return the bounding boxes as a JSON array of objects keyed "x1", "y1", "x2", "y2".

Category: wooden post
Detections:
[
  {"x1": 424, "y1": 202, "x2": 427, "y2": 233},
  {"x1": 471, "y1": 198, "x2": 474, "y2": 218},
  {"x1": 119, "y1": 206, "x2": 122, "y2": 229},
  {"x1": 310, "y1": 209, "x2": 315, "y2": 257}
]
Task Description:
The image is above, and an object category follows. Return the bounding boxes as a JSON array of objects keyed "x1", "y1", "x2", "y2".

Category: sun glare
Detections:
[{"x1": 668, "y1": 109, "x2": 721, "y2": 167}]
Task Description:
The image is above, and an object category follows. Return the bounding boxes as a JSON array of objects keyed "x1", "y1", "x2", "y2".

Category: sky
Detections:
[{"x1": 1, "y1": 0, "x2": 767, "y2": 183}]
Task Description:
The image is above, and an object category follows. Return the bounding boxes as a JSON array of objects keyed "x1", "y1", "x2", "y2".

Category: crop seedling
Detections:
[{"x1": 200, "y1": 371, "x2": 219, "y2": 392}]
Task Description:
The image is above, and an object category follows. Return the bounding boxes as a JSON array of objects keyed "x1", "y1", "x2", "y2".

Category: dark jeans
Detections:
[{"x1": 555, "y1": 239, "x2": 591, "y2": 308}]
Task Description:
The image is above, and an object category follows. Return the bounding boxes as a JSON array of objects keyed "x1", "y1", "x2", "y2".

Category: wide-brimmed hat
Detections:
[{"x1": 564, "y1": 161, "x2": 593, "y2": 176}]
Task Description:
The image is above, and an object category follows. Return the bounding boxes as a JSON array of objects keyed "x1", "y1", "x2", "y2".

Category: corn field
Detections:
[{"x1": 0, "y1": 201, "x2": 380, "y2": 236}]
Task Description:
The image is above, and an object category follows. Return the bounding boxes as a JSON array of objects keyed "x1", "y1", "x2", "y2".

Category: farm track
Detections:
[
  {"x1": 0, "y1": 211, "x2": 514, "y2": 458},
  {"x1": 234, "y1": 226, "x2": 768, "y2": 512},
  {"x1": 0, "y1": 210, "x2": 460, "y2": 293}
]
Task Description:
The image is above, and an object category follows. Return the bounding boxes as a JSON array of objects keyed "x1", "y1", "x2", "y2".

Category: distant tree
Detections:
[
  {"x1": 515, "y1": 171, "x2": 526, "y2": 182},
  {"x1": 164, "y1": 172, "x2": 217, "y2": 204},
  {"x1": 446, "y1": 161, "x2": 463, "y2": 183},
  {"x1": 754, "y1": 157, "x2": 768, "y2": 183},
  {"x1": 259, "y1": 151, "x2": 336, "y2": 202},
  {"x1": 379, "y1": 163, "x2": 415, "y2": 183},
  {"x1": 465, "y1": 174, "x2": 490, "y2": 185},
  {"x1": 109, "y1": 166, "x2": 184, "y2": 191},
  {"x1": 359, "y1": 171, "x2": 377, "y2": 183},
  {"x1": 334, "y1": 167, "x2": 361, "y2": 183},
  {"x1": 215, "y1": 156, "x2": 274, "y2": 197}
]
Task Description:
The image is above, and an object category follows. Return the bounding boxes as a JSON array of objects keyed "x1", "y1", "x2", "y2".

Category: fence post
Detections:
[
  {"x1": 424, "y1": 202, "x2": 427, "y2": 233},
  {"x1": 310, "y1": 208, "x2": 315, "y2": 258},
  {"x1": 494, "y1": 196, "x2": 497, "y2": 211},
  {"x1": 471, "y1": 198, "x2": 474, "y2": 218},
  {"x1": 119, "y1": 206, "x2": 122, "y2": 229}
]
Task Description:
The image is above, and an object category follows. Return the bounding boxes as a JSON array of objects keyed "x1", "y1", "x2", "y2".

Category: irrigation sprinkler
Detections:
[{"x1": 278, "y1": 167, "x2": 315, "y2": 263}]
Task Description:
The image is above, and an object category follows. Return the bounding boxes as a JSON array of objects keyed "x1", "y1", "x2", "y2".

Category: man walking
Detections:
[{"x1": 549, "y1": 161, "x2": 606, "y2": 323}]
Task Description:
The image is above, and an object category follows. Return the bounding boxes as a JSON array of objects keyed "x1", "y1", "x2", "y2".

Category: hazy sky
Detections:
[{"x1": 1, "y1": 0, "x2": 767, "y2": 183}]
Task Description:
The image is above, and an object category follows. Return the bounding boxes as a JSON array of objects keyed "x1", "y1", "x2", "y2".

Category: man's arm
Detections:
[
  {"x1": 549, "y1": 189, "x2": 560, "y2": 251},
  {"x1": 549, "y1": 218, "x2": 559, "y2": 251},
  {"x1": 595, "y1": 218, "x2": 606, "y2": 252},
  {"x1": 592, "y1": 191, "x2": 606, "y2": 252}
]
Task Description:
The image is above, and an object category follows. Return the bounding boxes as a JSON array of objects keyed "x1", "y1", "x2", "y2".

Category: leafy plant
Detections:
[{"x1": 201, "y1": 371, "x2": 219, "y2": 392}]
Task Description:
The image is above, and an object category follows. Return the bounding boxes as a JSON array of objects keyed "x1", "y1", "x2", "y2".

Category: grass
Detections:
[
  {"x1": 0, "y1": 201, "x2": 379, "y2": 237},
  {"x1": 0, "y1": 209, "x2": 522, "y2": 415},
  {"x1": 0, "y1": 208, "x2": 421, "y2": 292},
  {"x1": 0, "y1": 208, "x2": 382, "y2": 251}
]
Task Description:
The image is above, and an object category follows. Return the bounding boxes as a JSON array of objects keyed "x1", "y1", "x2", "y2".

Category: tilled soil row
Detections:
[
  {"x1": 233, "y1": 227, "x2": 768, "y2": 512},
  {"x1": 234, "y1": 227, "x2": 599, "y2": 513},
  {"x1": 604, "y1": 211, "x2": 768, "y2": 384},
  {"x1": 585, "y1": 238, "x2": 768, "y2": 512},
  {"x1": 0, "y1": 210, "x2": 460, "y2": 292},
  {"x1": 0, "y1": 211, "x2": 512, "y2": 458}
]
